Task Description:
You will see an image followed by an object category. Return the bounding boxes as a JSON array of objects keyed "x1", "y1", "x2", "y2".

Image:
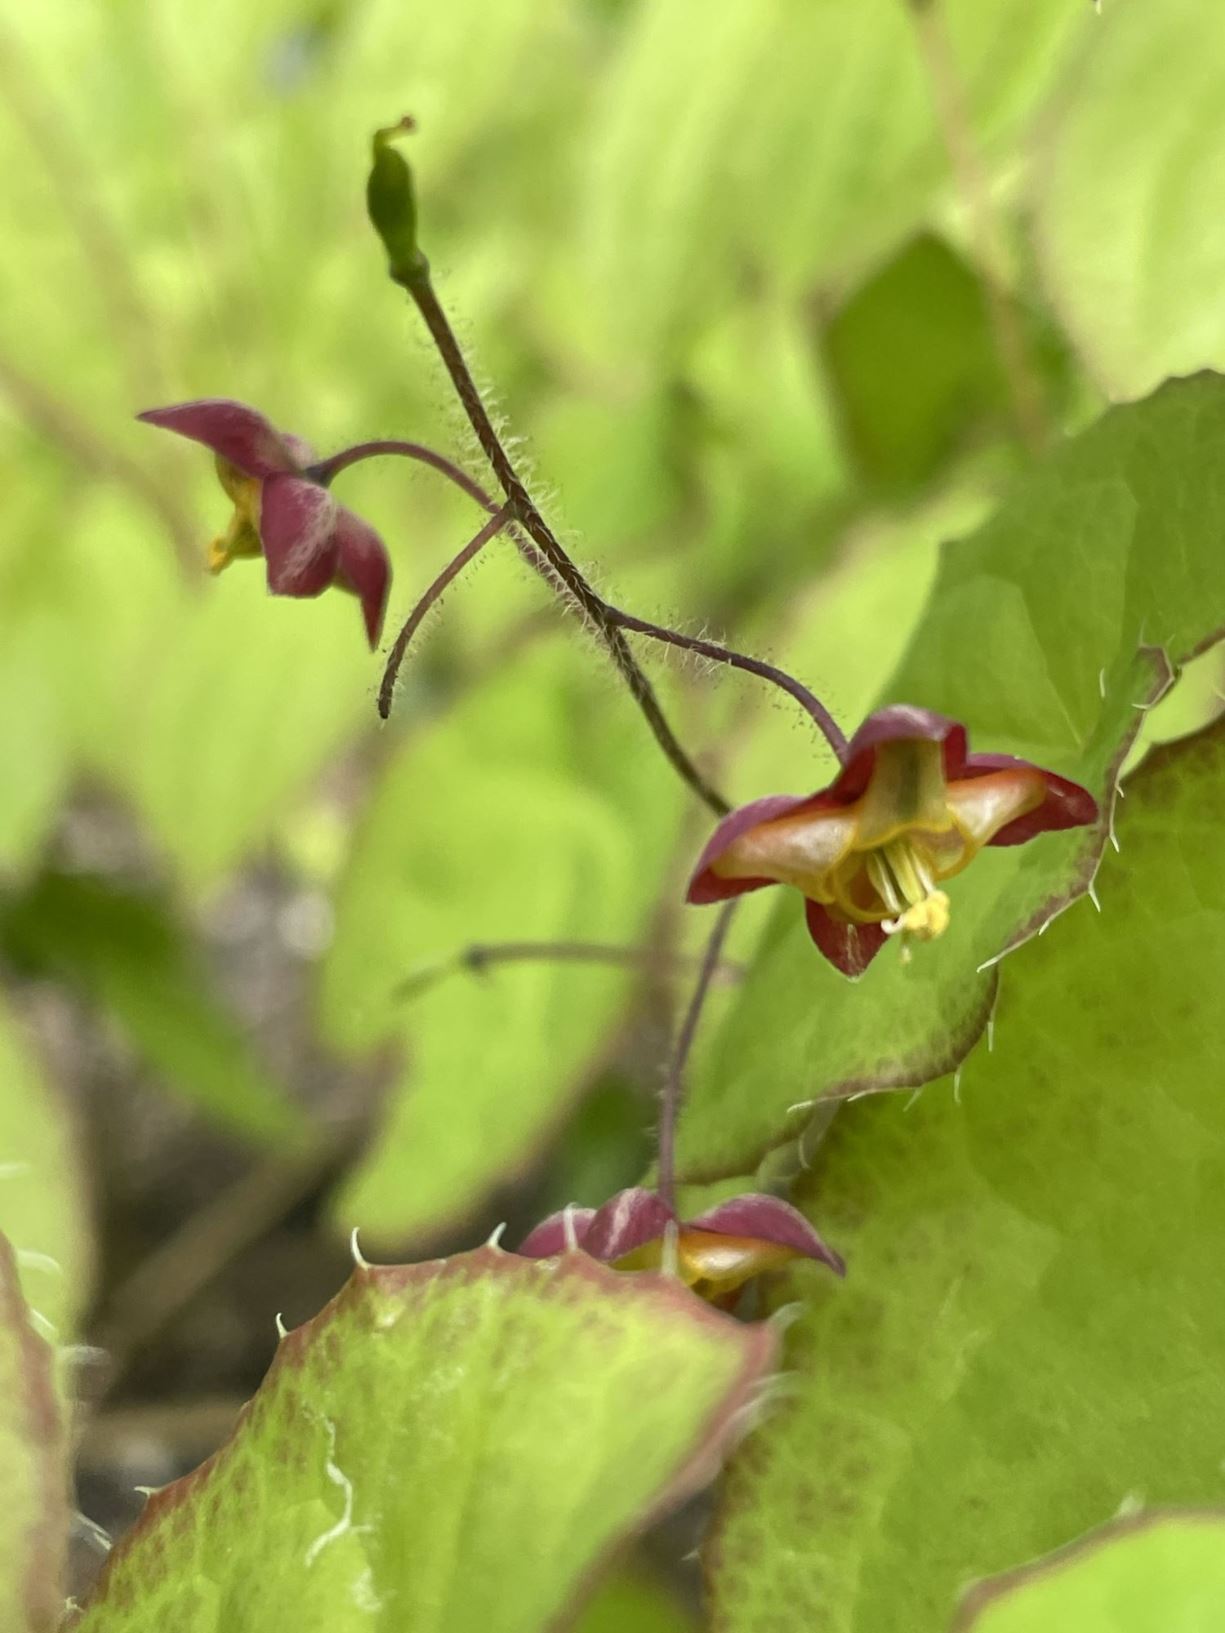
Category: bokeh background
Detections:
[{"x1": 2, "y1": 0, "x2": 1224, "y2": 1619}]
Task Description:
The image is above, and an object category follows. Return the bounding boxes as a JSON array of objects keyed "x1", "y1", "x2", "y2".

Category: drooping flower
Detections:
[
  {"x1": 687, "y1": 705, "x2": 1098, "y2": 978},
  {"x1": 518, "y1": 1186, "x2": 844, "y2": 1306},
  {"x1": 138, "y1": 399, "x2": 391, "y2": 648}
]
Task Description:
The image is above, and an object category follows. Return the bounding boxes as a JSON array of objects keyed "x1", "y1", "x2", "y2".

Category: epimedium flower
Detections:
[
  {"x1": 138, "y1": 398, "x2": 391, "y2": 648},
  {"x1": 518, "y1": 1186, "x2": 844, "y2": 1307},
  {"x1": 687, "y1": 704, "x2": 1098, "y2": 979}
]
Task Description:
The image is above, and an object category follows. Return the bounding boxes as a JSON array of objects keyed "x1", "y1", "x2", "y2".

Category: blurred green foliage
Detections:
[
  {"x1": 3, "y1": 0, "x2": 1225, "y2": 1621},
  {"x1": 953, "y1": 1514, "x2": 1225, "y2": 1633}
]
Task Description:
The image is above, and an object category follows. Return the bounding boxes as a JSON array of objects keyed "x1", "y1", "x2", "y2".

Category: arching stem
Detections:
[
  {"x1": 656, "y1": 902, "x2": 738, "y2": 1213},
  {"x1": 378, "y1": 503, "x2": 512, "y2": 716}
]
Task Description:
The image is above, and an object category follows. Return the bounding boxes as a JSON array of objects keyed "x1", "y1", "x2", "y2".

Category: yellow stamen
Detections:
[{"x1": 867, "y1": 839, "x2": 951, "y2": 951}]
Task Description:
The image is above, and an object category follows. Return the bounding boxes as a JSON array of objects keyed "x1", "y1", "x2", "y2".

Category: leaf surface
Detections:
[
  {"x1": 706, "y1": 720, "x2": 1225, "y2": 1631},
  {"x1": 75, "y1": 1249, "x2": 773, "y2": 1633}
]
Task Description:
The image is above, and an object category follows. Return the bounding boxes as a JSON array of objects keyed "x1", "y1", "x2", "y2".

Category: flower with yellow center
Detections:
[
  {"x1": 687, "y1": 705, "x2": 1098, "y2": 977},
  {"x1": 138, "y1": 398, "x2": 392, "y2": 648},
  {"x1": 518, "y1": 1187, "x2": 843, "y2": 1309}
]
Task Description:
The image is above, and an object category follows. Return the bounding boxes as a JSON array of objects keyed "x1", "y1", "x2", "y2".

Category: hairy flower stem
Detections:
[
  {"x1": 656, "y1": 901, "x2": 738, "y2": 1214},
  {"x1": 392, "y1": 266, "x2": 732, "y2": 815},
  {"x1": 376, "y1": 503, "x2": 513, "y2": 717},
  {"x1": 351, "y1": 427, "x2": 848, "y2": 763}
]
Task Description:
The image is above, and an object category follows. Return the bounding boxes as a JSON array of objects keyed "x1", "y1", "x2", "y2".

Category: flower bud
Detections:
[{"x1": 367, "y1": 117, "x2": 427, "y2": 283}]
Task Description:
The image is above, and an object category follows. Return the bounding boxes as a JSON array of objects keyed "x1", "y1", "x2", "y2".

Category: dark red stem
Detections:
[
  {"x1": 656, "y1": 901, "x2": 738, "y2": 1213},
  {"x1": 397, "y1": 268, "x2": 733, "y2": 814},
  {"x1": 395, "y1": 938, "x2": 743, "y2": 1002},
  {"x1": 336, "y1": 434, "x2": 847, "y2": 762},
  {"x1": 378, "y1": 503, "x2": 512, "y2": 716}
]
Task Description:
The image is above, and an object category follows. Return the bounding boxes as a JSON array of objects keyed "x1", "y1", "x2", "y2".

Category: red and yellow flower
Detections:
[
  {"x1": 139, "y1": 398, "x2": 391, "y2": 648},
  {"x1": 519, "y1": 1186, "x2": 843, "y2": 1306},
  {"x1": 687, "y1": 705, "x2": 1097, "y2": 978}
]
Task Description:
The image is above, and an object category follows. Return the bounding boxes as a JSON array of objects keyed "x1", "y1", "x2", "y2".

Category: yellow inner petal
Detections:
[
  {"x1": 706, "y1": 744, "x2": 1050, "y2": 954},
  {"x1": 613, "y1": 1230, "x2": 798, "y2": 1298},
  {"x1": 852, "y1": 737, "x2": 953, "y2": 848},
  {"x1": 208, "y1": 459, "x2": 263, "y2": 574}
]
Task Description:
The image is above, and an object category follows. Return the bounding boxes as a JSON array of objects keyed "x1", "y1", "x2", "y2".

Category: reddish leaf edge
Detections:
[
  {"x1": 0, "y1": 1231, "x2": 65, "y2": 1633},
  {"x1": 948, "y1": 1508, "x2": 1225, "y2": 1630},
  {"x1": 678, "y1": 643, "x2": 1177, "y2": 1186},
  {"x1": 73, "y1": 1245, "x2": 777, "y2": 1622}
]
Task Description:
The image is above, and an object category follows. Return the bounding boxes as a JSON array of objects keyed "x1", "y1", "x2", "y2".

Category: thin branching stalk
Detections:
[{"x1": 656, "y1": 901, "x2": 738, "y2": 1213}]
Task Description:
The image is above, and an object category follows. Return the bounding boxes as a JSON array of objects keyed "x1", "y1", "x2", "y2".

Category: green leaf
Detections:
[
  {"x1": 679, "y1": 371, "x2": 1225, "y2": 1180},
  {"x1": 824, "y1": 233, "x2": 1015, "y2": 490},
  {"x1": 583, "y1": 0, "x2": 1085, "y2": 354},
  {"x1": 706, "y1": 721, "x2": 1225, "y2": 1631},
  {"x1": 0, "y1": 1230, "x2": 65, "y2": 1633},
  {"x1": 103, "y1": 572, "x2": 373, "y2": 892},
  {"x1": 573, "y1": 1564, "x2": 698, "y2": 1633},
  {"x1": 1038, "y1": 0, "x2": 1225, "y2": 398},
  {"x1": 74, "y1": 1249, "x2": 773, "y2": 1633},
  {"x1": 2, "y1": 873, "x2": 308, "y2": 1148},
  {"x1": 0, "y1": 609, "x2": 75, "y2": 878},
  {"x1": 0, "y1": 999, "x2": 90, "y2": 1344},
  {"x1": 953, "y1": 1512, "x2": 1225, "y2": 1633},
  {"x1": 323, "y1": 646, "x2": 674, "y2": 1247}
]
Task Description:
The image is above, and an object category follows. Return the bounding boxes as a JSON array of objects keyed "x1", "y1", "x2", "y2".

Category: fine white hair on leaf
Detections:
[
  {"x1": 952, "y1": 1066, "x2": 963, "y2": 1105},
  {"x1": 72, "y1": 1512, "x2": 113, "y2": 1556},
  {"x1": 27, "y1": 1307, "x2": 57, "y2": 1343},
  {"x1": 1098, "y1": 666, "x2": 1107, "y2": 699},
  {"x1": 1088, "y1": 878, "x2": 1103, "y2": 912},
  {"x1": 769, "y1": 1301, "x2": 806, "y2": 1335},
  {"x1": 349, "y1": 1227, "x2": 370, "y2": 1271},
  {"x1": 274, "y1": 1312, "x2": 289, "y2": 1341},
  {"x1": 304, "y1": 1417, "x2": 370, "y2": 1569},
  {"x1": 16, "y1": 1249, "x2": 61, "y2": 1276},
  {"x1": 904, "y1": 1088, "x2": 923, "y2": 1112},
  {"x1": 485, "y1": 1221, "x2": 508, "y2": 1250},
  {"x1": 562, "y1": 1205, "x2": 581, "y2": 1253}
]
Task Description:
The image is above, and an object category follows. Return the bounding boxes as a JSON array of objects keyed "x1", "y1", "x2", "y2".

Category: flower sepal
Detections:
[
  {"x1": 518, "y1": 1186, "x2": 844, "y2": 1306},
  {"x1": 139, "y1": 398, "x2": 392, "y2": 648}
]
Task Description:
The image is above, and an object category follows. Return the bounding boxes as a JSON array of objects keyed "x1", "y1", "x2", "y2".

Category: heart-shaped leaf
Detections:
[
  {"x1": 73, "y1": 1248, "x2": 773, "y2": 1633},
  {"x1": 706, "y1": 720, "x2": 1225, "y2": 1631},
  {"x1": 679, "y1": 372, "x2": 1225, "y2": 1179}
]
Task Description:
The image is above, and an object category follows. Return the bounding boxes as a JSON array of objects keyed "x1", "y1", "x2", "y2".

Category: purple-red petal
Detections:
[
  {"x1": 686, "y1": 794, "x2": 816, "y2": 904},
  {"x1": 259, "y1": 475, "x2": 340, "y2": 597},
  {"x1": 582, "y1": 1188, "x2": 677, "y2": 1262},
  {"x1": 804, "y1": 898, "x2": 887, "y2": 979},
  {"x1": 959, "y1": 753, "x2": 1099, "y2": 845},
  {"x1": 687, "y1": 1193, "x2": 846, "y2": 1277},
  {"x1": 334, "y1": 506, "x2": 392, "y2": 648},
  {"x1": 137, "y1": 399, "x2": 300, "y2": 479},
  {"x1": 517, "y1": 1206, "x2": 596, "y2": 1258}
]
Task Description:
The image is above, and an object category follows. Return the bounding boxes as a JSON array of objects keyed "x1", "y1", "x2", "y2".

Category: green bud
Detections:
[{"x1": 367, "y1": 117, "x2": 428, "y2": 283}]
